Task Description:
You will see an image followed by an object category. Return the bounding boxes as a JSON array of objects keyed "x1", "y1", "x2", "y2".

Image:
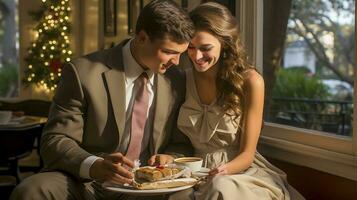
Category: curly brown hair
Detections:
[{"x1": 189, "y1": 2, "x2": 255, "y2": 124}]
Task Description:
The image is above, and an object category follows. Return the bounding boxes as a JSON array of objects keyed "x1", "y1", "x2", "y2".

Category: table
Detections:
[
  {"x1": 0, "y1": 116, "x2": 47, "y2": 182},
  {"x1": 0, "y1": 116, "x2": 47, "y2": 131}
]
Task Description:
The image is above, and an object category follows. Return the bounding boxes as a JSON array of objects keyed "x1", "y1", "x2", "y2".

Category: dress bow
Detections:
[{"x1": 178, "y1": 99, "x2": 223, "y2": 143}]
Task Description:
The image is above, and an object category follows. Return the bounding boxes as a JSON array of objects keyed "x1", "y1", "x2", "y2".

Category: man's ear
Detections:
[{"x1": 137, "y1": 30, "x2": 149, "y2": 43}]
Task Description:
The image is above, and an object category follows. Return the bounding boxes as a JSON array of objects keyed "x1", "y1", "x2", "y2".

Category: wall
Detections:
[
  {"x1": 16, "y1": 0, "x2": 100, "y2": 101},
  {"x1": 267, "y1": 157, "x2": 357, "y2": 200}
]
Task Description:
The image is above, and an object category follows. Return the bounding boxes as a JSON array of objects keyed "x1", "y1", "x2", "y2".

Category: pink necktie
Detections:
[{"x1": 126, "y1": 73, "x2": 149, "y2": 161}]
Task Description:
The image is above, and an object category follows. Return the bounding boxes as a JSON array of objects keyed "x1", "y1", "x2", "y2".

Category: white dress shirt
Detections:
[{"x1": 79, "y1": 40, "x2": 155, "y2": 179}]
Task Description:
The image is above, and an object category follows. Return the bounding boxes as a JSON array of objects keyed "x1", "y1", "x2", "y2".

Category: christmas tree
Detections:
[{"x1": 24, "y1": 0, "x2": 72, "y2": 93}]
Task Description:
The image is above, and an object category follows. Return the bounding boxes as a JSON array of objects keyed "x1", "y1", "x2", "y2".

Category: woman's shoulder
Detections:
[{"x1": 242, "y1": 69, "x2": 264, "y2": 90}]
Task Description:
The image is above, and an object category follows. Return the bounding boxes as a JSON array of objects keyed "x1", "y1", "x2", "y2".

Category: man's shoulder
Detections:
[
  {"x1": 69, "y1": 38, "x2": 130, "y2": 71},
  {"x1": 71, "y1": 50, "x2": 108, "y2": 67},
  {"x1": 66, "y1": 54, "x2": 109, "y2": 80}
]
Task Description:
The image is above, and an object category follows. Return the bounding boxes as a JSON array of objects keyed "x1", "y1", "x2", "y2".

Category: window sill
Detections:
[
  {"x1": 262, "y1": 122, "x2": 353, "y2": 155},
  {"x1": 258, "y1": 135, "x2": 357, "y2": 181}
]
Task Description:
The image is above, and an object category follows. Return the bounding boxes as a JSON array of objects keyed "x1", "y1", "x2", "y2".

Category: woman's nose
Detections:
[{"x1": 194, "y1": 50, "x2": 203, "y2": 61}]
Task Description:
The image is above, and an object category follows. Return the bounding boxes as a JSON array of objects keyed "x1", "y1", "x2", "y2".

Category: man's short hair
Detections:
[{"x1": 135, "y1": 0, "x2": 194, "y2": 43}]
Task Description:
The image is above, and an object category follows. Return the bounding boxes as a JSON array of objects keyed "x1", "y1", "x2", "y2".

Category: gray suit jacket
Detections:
[{"x1": 40, "y1": 39, "x2": 192, "y2": 178}]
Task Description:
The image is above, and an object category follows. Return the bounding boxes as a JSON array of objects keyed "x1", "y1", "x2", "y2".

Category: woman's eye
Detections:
[{"x1": 200, "y1": 47, "x2": 212, "y2": 52}]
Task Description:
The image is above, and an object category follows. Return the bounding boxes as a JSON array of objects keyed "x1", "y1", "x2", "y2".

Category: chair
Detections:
[
  {"x1": 0, "y1": 175, "x2": 17, "y2": 198},
  {"x1": 0, "y1": 125, "x2": 43, "y2": 183},
  {"x1": 0, "y1": 99, "x2": 51, "y2": 170}
]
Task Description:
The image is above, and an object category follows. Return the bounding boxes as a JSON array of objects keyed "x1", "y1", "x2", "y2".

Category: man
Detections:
[{"x1": 11, "y1": 0, "x2": 193, "y2": 199}]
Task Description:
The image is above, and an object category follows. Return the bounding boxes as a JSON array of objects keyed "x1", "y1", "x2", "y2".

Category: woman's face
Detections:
[{"x1": 187, "y1": 30, "x2": 222, "y2": 72}]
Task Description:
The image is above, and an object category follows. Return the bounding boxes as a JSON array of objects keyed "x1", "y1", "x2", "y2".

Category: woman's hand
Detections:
[
  {"x1": 209, "y1": 164, "x2": 229, "y2": 177},
  {"x1": 148, "y1": 154, "x2": 175, "y2": 165}
]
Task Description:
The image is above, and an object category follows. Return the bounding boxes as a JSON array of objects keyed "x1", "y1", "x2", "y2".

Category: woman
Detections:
[{"x1": 169, "y1": 2, "x2": 304, "y2": 200}]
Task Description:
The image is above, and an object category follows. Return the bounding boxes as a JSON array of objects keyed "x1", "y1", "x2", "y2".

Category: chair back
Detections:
[{"x1": 0, "y1": 99, "x2": 51, "y2": 117}]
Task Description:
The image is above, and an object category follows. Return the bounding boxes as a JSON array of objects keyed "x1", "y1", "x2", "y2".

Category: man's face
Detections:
[{"x1": 139, "y1": 32, "x2": 189, "y2": 74}]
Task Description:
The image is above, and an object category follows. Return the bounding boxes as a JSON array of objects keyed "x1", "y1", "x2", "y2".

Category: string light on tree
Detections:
[{"x1": 24, "y1": 0, "x2": 73, "y2": 93}]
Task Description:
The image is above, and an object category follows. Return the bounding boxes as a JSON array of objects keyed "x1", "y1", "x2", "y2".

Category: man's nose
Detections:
[{"x1": 171, "y1": 54, "x2": 180, "y2": 65}]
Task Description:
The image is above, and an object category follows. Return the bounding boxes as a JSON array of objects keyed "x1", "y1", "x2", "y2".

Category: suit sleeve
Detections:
[{"x1": 40, "y1": 62, "x2": 91, "y2": 178}]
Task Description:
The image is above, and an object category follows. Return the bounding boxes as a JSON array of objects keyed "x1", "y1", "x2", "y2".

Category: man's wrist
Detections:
[{"x1": 79, "y1": 156, "x2": 103, "y2": 179}]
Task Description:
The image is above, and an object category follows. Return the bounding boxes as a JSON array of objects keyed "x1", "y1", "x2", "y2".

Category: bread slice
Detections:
[{"x1": 135, "y1": 166, "x2": 182, "y2": 182}]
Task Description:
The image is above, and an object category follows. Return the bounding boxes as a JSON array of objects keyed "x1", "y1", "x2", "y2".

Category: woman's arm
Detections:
[{"x1": 210, "y1": 70, "x2": 265, "y2": 176}]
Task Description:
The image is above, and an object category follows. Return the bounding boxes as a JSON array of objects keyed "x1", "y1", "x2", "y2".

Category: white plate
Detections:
[{"x1": 105, "y1": 178, "x2": 196, "y2": 196}]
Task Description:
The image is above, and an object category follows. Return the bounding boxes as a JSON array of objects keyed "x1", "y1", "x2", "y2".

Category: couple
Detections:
[{"x1": 11, "y1": 1, "x2": 303, "y2": 200}]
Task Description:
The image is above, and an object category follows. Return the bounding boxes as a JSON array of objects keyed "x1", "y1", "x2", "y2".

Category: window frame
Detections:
[
  {"x1": 0, "y1": 0, "x2": 53, "y2": 101},
  {"x1": 239, "y1": 0, "x2": 357, "y2": 181},
  {"x1": 0, "y1": 0, "x2": 21, "y2": 99}
]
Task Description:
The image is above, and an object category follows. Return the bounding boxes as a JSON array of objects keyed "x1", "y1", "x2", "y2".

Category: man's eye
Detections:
[{"x1": 162, "y1": 50, "x2": 175, "y2": 54}]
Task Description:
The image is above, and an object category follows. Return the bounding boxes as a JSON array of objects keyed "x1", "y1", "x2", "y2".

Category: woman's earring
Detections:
[{"x1": 222, "y1": 51, "x2": 227, "y2": 59}]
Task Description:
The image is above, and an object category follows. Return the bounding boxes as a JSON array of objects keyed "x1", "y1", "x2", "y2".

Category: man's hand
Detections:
[
  {"x1": 148, "y1": 154, "x2": 175, "y2": 165},
  {"x1": 89, "y1": 153, "x2": 134, "y2": 185}
]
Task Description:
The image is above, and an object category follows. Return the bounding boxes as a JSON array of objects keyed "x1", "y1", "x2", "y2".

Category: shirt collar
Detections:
[{"x1": 123, "y1": 39, "x2": 154, "y2": 86}]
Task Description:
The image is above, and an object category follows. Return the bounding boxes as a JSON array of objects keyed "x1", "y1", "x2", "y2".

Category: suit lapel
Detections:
[
  {"x1": 104, "y1": 70, "x2": 126, "y2": 144},
  {"x1": 152, "y1": 75, "x2": 173, "y2": 153},
  {"x1": 103, "y1": 40, "x2": 129, "y2": 147}
]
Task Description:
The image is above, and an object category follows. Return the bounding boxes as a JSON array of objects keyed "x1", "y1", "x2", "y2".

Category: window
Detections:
[
  {"x1": 0, "y1": 0, "x2": 19, "y2": 98},
  {"x1": 265, "y1": 0, "x2": 355, "y2": 138},
  {"x1": 239, "y1": 0, "x2": 357, "y2": 181}
]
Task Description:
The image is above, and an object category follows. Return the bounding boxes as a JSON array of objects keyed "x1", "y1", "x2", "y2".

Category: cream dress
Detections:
[{"x1": 169, "y1": 69, "x2": 304, "y2": 200}]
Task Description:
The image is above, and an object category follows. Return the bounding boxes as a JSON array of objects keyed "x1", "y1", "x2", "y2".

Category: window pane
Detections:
[
  {"x1": 263, "y1": 0, "x2": 355, "y2": 137},
  {"x1": 0, "y1": 0, "x2": 19, "y2": 98}
]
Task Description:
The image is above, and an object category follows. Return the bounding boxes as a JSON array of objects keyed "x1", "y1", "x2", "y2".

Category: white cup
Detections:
[
  {"x1": 0, "y1": 111, "x2": 12, "y2": 124},
  {"x1": 174, "y1": 157, "x2": 203, "y2": 172}
]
